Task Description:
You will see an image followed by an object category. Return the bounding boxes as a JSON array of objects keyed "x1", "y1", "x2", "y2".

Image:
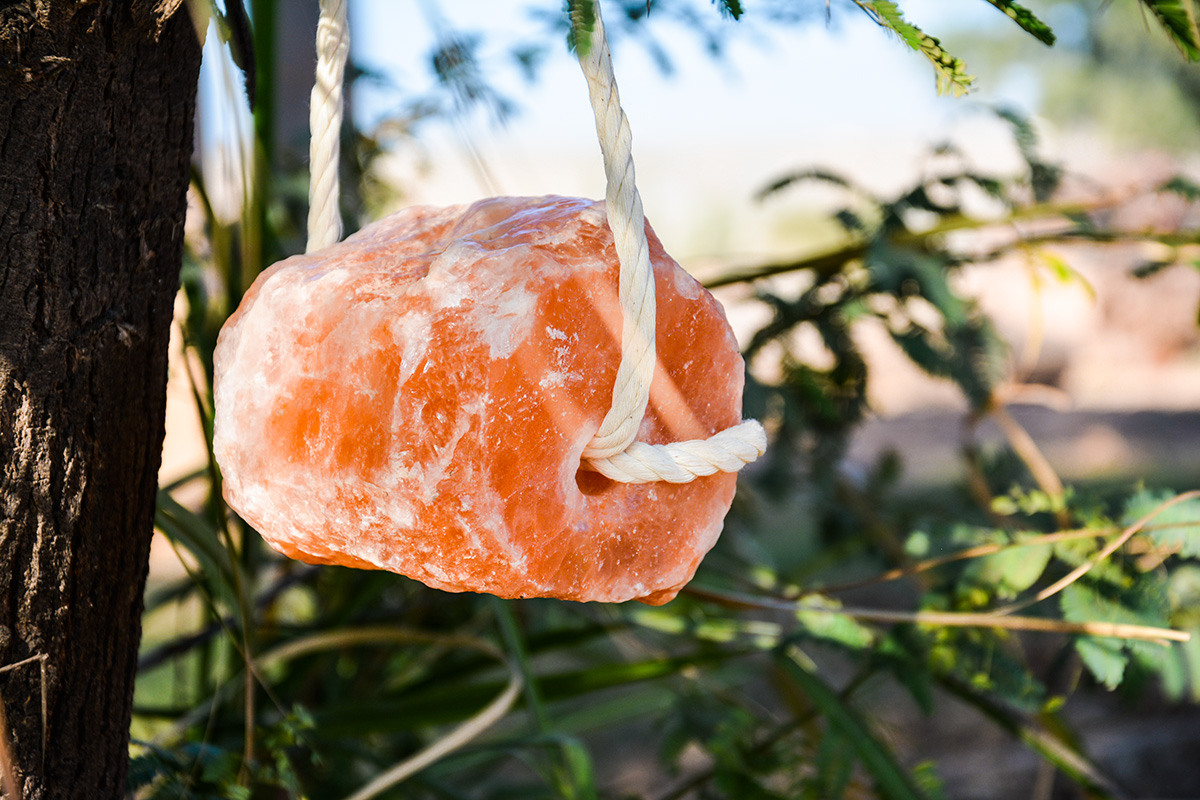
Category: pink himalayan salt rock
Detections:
[{"x1": 213, "y1": 195, "x2": 744, "y2": 605}]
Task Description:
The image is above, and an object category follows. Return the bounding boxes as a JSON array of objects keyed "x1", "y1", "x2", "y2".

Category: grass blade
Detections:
[{"x1": 775, "y1": 646, "x2": 929, "y2": 800}]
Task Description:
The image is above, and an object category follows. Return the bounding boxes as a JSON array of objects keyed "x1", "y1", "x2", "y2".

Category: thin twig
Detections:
[
  {"x1": 978, "y1": 229, "x2": 1200, "y2": 263},
  {"x1": 0, "y1": 654, "x2": 47, "y2": 677},
  {"x1": 703, "y1": 194, "x2": 1138, "y2": 289},
  {"x1": 0, "y1": 655, "x2": 48, "y2": 774},
  {"x1": 988, "y1": 405, "x2": 1067, "y2": 525},
  {"x1": 686, "y1": 587, "x2": 1189, "y2": 643},
  {"x1": 835, "y1": 607, "x2": 1188, "y2": 643},
  {"x1": 256, "y1": 626, "x2": 505, "y2": 669},
  {"x1": 342, "y1": 673, "x2": 522, "y2": 800}
]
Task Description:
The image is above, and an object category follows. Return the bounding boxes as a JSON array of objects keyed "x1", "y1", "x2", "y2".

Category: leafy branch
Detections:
[
  {"x1": 983, "y1": 0, "x2": 1055, "y2": 45},
  {"x1": 1141, "y1": 0, "x2": 1200, "y2": 60},
  {"x1": 852, "y1": 0, "x2": 975, "y2": 95}
]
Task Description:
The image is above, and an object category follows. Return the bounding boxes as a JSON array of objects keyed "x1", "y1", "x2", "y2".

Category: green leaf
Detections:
[
  {"x1": 853, "y1": 1, "x2": 974, "y2": 96},
  {"x1": 1183, "y1": 626, "x2": 1200, "y2": 701},
  {"x1": 795, "y1": 595, "x2": 877, "y2": 649},
  {"x1": 990, "y1": 496, "x2": 1019, "y2": 516},
  {"x1": 962, "y1": 540, "x2": 1052, "y2": 600},
  {"x1": 1061, "y1": 579, "x2": 1174, "y2": 686},
  {"x1": 154, "y1": 490, "x2": 238, "y2": 596},
  {"x1": 911, "y1": 761, "x2": 949, "y2": 800},
  {"x1": 983, "y1": 0, "x2": 1055, "y2": 45},
  {"x1": 1074, "y1": 636, "x2": 1128, "y2": 689},
  {"x1": 1052, "y1": 536, "x2": 1127, "y2": 589},
  {"x1": 558, "y1": 737, "x2": 599, "y2": 800},
  {"x1": 215, "y1": 0, "x2": 256, "y2": 107},
  {"x1": 513, "y1": 734, "x2": 600, "y2": 800},
  {"x1": 1160, "y1": 175, "x2": 1200, "y2": 201},
  {"x1": 1140, "y1": 0, "x2": 1200, "y2": 60},
  {"x1": 1122, "y1": 488, "x2": 1200, "y2": 558},
  {"x1": 220, "y1": 783, "x2": 251, "y2": 800},
  {"x1": 565, "y1": 0, "x2": 597, "y2": 57},
  {"x1": 1170, "y1": 564, "x2": 1200, "y2": 627},
  {"x1": 775, "y1": 648, "x2": 930, "y2": 800},
  {"x1": 940, "y1": 171, "x2": 1009, "y2": 204},
  {"x1": 886, "y1": 312, "x2": 1006, "y2": 411},
  {"x1": 934, "y1": 632, "x2": 1046, "y2": 711},
  {"x1": 994, "y1": 107, "x2": 1062, "y2": 200}
]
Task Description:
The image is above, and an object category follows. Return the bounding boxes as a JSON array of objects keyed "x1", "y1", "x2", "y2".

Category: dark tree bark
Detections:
[{"x1": 0, "y1": 3, "x2": 201, "y2": 798}]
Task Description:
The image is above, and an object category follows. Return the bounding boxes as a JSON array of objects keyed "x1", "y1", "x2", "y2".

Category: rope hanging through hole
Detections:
[{"x1": 307, "y1": 0, "x2": 766, "y2": 485}]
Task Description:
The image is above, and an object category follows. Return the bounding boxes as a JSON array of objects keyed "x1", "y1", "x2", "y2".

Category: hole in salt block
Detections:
[{"x1": 575, "y1": 467, "x2": 617, "y2": 497}]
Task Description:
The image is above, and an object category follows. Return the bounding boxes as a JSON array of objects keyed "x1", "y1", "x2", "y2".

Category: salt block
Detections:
[{"x1": 213, "y1": 196, "x2": 745, "y2": 604}]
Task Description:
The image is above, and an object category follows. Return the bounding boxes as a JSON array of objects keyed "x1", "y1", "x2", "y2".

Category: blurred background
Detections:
[{"x1": 138, "y1": 2, "x2": 1200, "y2": 799}]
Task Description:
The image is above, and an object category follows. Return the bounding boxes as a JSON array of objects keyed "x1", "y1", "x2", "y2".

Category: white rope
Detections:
[
  {"x1": 574, "y1": 5, "x2": 656, "y2": 461},
  {"x1": 307, "y1": 0, "x2": 350, "y2": 254},
  {"x1": 575, "y1": 2, "x2": 766, "y2": 484}
]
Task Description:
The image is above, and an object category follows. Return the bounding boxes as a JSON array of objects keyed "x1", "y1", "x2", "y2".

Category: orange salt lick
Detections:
[{"x1": 213, "y1": 196, "x2": 746, "y2": 604}]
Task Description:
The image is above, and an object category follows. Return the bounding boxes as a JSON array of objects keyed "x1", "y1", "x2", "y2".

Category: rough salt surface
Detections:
[{"x1": 213, "y1": 196, "x2": 745, "y2": 604}]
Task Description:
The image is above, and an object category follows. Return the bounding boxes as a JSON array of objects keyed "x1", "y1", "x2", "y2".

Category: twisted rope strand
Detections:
[
  {"x1": 575, "y1": 12, "x2": 657, "y2": 461},
  {"x1": 307, "y1": 0, "x2": 350, "y2": 253},
  {"x1": 575, "y1": 3, "x2": 766, "y2": 484}
]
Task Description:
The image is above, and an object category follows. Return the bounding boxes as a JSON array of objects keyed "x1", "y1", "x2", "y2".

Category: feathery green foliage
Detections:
[
  {"x1": 853, "y1": 0, "x2": 975, "y2": 95},
  {"x1": 1125, "y1": 488, "x2": 1200, "y2": 558},
  {"x1": 565, "y1": 0, "x2": 597, "y2": 56},
  {"x1": 983, "y1": 0, "x2": 1055, "y2": 45},
  {"x1": 1141, "y1": 0, "x2": 1200, "y2": 60}
]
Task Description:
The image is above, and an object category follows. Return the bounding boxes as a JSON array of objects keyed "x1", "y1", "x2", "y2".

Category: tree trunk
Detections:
[{"x1": 0, "y1": 3, "x2": 201, "y2": 797}]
